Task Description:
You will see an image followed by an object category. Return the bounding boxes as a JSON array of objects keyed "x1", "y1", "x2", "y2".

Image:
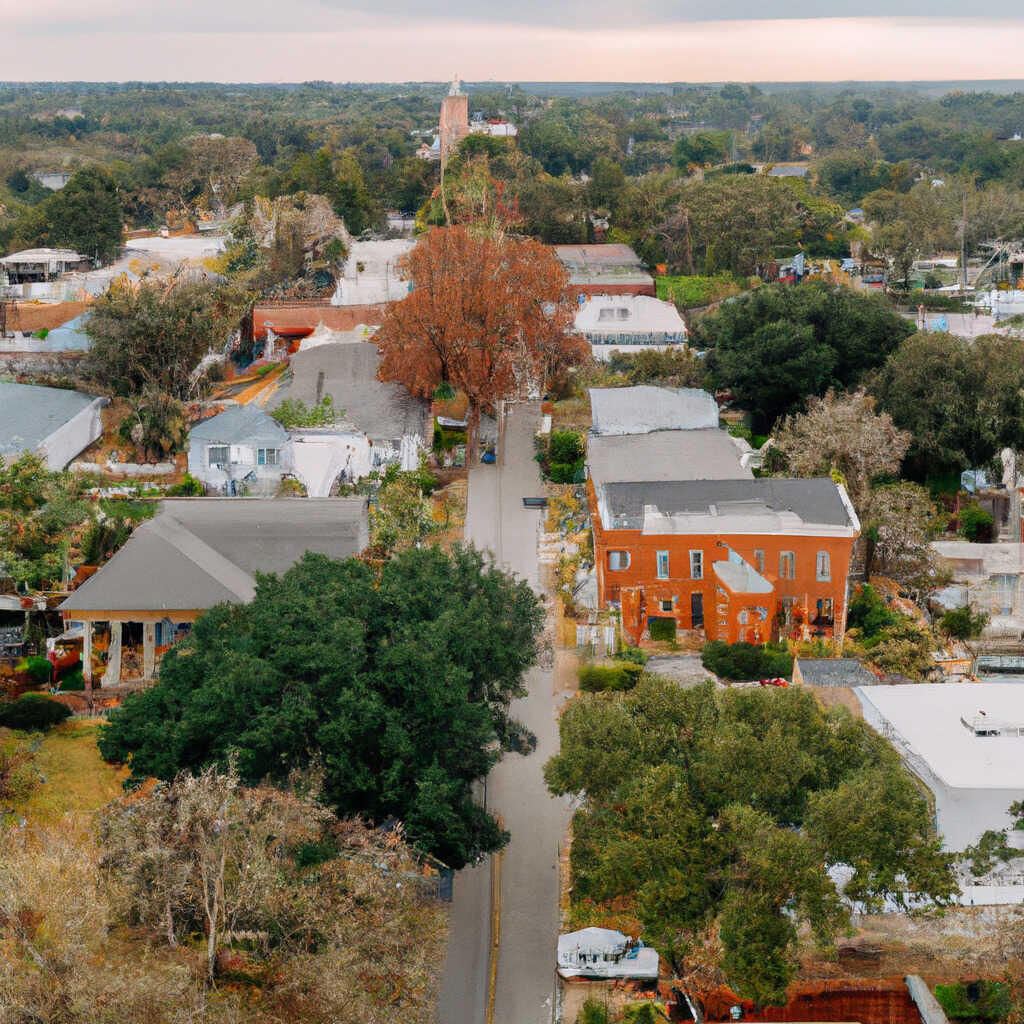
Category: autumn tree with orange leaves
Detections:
[{"x1": 375, "y1": 226, "x2": 588, "y2": 460}]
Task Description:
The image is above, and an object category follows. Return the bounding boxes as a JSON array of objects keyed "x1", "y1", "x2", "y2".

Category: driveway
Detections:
[{"x1": 437, "y1": 402, "x2": 571, "y2": 1024}]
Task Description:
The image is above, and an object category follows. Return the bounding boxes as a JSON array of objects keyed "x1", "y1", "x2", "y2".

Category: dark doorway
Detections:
[{"x1": 690, "y1": 592, "x2": 704, "y2": 628}]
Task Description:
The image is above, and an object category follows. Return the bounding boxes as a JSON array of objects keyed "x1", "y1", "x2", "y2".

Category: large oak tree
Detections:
[
  {"x1": 374, "y1": 226, "x2": 587, "y2": 459},
  {"x1": 99, "y1": 545, "x2": 544, "y2": 869}
]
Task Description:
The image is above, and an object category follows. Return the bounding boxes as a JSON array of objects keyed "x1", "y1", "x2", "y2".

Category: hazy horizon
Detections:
[{"x1": 7, "y1": 9, "x2": 1024, "y2": 84}]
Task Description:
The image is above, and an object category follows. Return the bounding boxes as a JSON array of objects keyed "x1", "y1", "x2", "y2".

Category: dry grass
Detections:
[{"x1": 13, "y1": 719, "x2": 127, "y2": 825}]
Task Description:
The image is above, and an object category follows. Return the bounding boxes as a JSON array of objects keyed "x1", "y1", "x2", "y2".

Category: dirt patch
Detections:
[
  {"x1": 806, "y1": 684, "x2": 864, "y2": 717},
  {"x1": 800, "y1": 905, "x2": 1024, "y2": 983},
  {"x1": 646, "y1": 654, "x2": 716, "y2": 688}
]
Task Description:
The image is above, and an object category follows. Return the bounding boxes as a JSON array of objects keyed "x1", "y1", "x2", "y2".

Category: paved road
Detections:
[{"x1": 437, "y1": 403, "x2": 571, "y2": 1024}]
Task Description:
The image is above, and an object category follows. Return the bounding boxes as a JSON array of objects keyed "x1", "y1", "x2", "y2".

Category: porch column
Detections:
[
  {"x1": 143, "y1": 621, "x2": 156, "y2": 680},
  {"x1": 82, "y1": 621, "x2": 93, "y2": 690},
  {"x1": 102, "y1": 620, "x2": 122, "y2": 687}
]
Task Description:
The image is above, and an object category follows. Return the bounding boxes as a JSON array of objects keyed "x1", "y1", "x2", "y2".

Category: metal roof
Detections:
[
  {"x1": 796, "y1": 658, "x2": 876, "y2": 687},
  {"x1": 590, "y1": 386, "x2": 719, "y2": 435},
  {"x1": 1, "y1": 248, "x2": 88, "y2": 264},
  {"x1": 0, "y1": 382, "x2": 101, "y2": 459},
  {"x1": 60, "y1": 497, "x2": 369, "y2": 614}
]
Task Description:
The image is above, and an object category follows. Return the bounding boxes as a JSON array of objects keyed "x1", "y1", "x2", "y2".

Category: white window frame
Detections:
[
  {"x1": 608, "y1": 550, "x2": 631, "y2": 572},
  {"x1": 257, "y1": 447, "x2": 280, "y2": 467},
  {"x1": 815, "y1": 551, "x2": 831, "y2": 582},
  {"x1": 780, "y1": 551, "x2": 796, "y2": 580},
  {"x1": 689, "y1": 550, "x2": 703, "y2": 580},
  {"x1": 656, "y1": 550, "x2": 670, "y2": 579},
  {"x1": 208, "y1": 445, "x2": 229, "y2": 467},
  {"x1": 753, "y1": 549, "x2": 765, "y2": 574}
]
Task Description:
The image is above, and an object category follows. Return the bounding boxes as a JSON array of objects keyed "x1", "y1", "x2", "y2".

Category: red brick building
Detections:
[{"x1": 589, "y1": 477, "x2": 859, "y2": 645}]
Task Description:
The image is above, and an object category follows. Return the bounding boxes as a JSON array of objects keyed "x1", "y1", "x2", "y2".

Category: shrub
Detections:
[
  {"x1": 579, "y1": 1000, "x2": 611, "y2": 1024},
  {"x1": 702, "y1": 640, "x2": 793, "y2": 681},
  {"x1": 0, "y1": 694, "x2": 72, "y2": 731},
  {"x1": 939, "y1": 605, "x2": 988, "y2": 641},
  {"x1": 25, "y1": 655, "x2": 53, "y2": 687},
  {"x1": 959, "y1": 503, "x2": 995, "y2": 543},
  {"x1": 537, "y1": 430, "x2": 585, "y2": 484},
  {"x1": 578, "y1": 662, "x2": 643, "y2": 693},
  {"x1": 846, "y1": 584, "x2": 897, "y2": 643},
  {"x1": 59, "y1": 670, "x2": 85, "y2": 692},
  {"x1": 648, "y1": 618, "x2": 677, "y2": 643},
  {"x1": 270, "y1": 394, "x2": 339, "y2": 428},
  {"x1": 167, "y1": 473, "x2": 204, "y2": 497},
  {"x1": 617, "y1": 644, "x2": 648, "y2": 666},
  {"x1": 934, "y1": 982, "x2": 1010, "y2": 1023}
]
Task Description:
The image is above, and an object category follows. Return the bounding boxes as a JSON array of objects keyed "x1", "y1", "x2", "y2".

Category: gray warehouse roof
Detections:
[
  {"x1": 190, "y1": 404, "x2": 288, "y2": 449},
  {"x1": 60, "y1": 497, "x2": 369, "y2": 614},
  {"x1": 601, "y1": 478, "x2": 854, "y2": 528},
  {"x1": 269, "y1": 341, "x2": 427, "y2": 444},
  {"x1": 588, "y1": 430, "x2": 751, "y2": 486},
  {"x1": 0, "y1": 382, "x2": 100, "y2": 460}
]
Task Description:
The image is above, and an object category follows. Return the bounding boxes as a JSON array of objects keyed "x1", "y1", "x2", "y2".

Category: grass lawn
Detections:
[{"x1": 7, "y1": 719, "x2": 127, "y2": 824}]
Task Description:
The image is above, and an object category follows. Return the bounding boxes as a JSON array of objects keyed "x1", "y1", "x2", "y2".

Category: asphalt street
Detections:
[{"x1": 437, "y1": 402, "x2": 571, "y2": 1024}]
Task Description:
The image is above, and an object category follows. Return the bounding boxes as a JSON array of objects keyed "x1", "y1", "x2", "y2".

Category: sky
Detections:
[{"x1": 5, "y1": 1, "x2": 1024, "y2": 82}]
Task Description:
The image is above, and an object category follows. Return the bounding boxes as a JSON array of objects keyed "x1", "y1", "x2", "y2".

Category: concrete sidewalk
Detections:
[{"x1": 437, "y1": 403, "x2": 570, "y2": 1024}]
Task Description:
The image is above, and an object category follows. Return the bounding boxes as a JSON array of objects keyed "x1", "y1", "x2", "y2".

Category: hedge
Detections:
[
  {"x1": 701, "y1": 640, "x2": 793, "y2": 681},
  {"x1": 0, "y1": 694, "x2": 72, "y2": 731},
  {"x1": 648, "y1": 618, "x2": 677, "y2": 642},
  {"x1": 25, "y1": 655, "x2": 53, "y2": 686},
  {"x1": 578, "y1": 662, "x2": 643, "y2": 693}
]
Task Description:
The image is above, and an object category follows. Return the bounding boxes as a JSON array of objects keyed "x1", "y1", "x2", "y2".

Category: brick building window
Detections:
[
  {"x1": 815, "y1": 551, "x2": 831, "y2": 582},
  {"x1": 753, "y1": 549, "x2": 765, "y2": 573},
  {"x1": 814, "y1": 598, "x2": 834, "y2": 625},
  {"x1": 660, "y1": 599, "x2": 673, "y2": 612},
  {"x1": 779, "y1": 551, "x2": 796, "y2": 580},
  {"x1": 657, "y1": 551, "x2": 670, "y2": 579},
  {"x1": 781, "y1": 596, "x2": 795, "y2": 626},
  {"x1": 608, "y1": 551, "x2": 631, "y2": 571},
  {"x1": 689, "y1": 550, "x2": 703, "y2": 580}
]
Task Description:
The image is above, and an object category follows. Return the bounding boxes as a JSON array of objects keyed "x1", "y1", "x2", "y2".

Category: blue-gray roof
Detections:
[
  {"x1": 0, "y1": 382, "x2": 99, "y2": 459},
  {"x1": 189, "y1": 405, "x2": 288, "y2": 448},
  {"x1": 41, "y1": 313, "x2": 92, "y2": 352}
]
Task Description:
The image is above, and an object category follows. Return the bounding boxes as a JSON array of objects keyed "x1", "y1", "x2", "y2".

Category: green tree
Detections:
[
  {"x1": 85, "y1": 279, "x2": 251, "y2": 399},
  {"x1": 698, "y1": 282, "x2": 914, "y2": 430},
  {"x1": 674, "y1": 131, "x2": 731, "y2": 169},
  {"x1": 939, "y1": 604, "x2": 988, "y2": 640},
  {"x1": 99, "y1": 546, "x2": 544, "y2": 869},
  {"x1": 545, "y1": 678, "x2": 953, "y2": 1004},
  {"x1": 8, "y1": 166, "x2": 123, "y2": 262}
]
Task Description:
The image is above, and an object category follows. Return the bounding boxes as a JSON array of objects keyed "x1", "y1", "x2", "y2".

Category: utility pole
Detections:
[{"x1": 960, "y1": 190, "x2": 968, "y2": 293}]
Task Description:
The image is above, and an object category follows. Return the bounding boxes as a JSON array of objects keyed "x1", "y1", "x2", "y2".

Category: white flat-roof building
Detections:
[
  {"x1": 857, "y1": 682, "x2": 1024, "y2": 851},
  {"x1": 330, "y1": 239, "x2": 415, "y2": 306},
  {"x1": 575, "y1": 294, "x2": 686, "y2": 359}
]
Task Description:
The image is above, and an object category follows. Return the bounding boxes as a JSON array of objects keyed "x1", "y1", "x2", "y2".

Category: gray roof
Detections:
[
  {"x1": 797, "y1": 658, "x2": 877, "y2": 688},
  {"x1": 0, "y1": 382, "x2": 100, "y2": 459},
  {"x1": 37, "y1": 313, "x2": 92, "y2": 352},
  {"x1": 269, "y1": 342, "x2": 427, "y2": 444},
  {"x1": 60, "y1": 497, "x2": 369, "y2": 614},
  {"x1": 190, "y1": 404, "x2": 288, "y2": 449},
  {"x1": 587, "y1": 430, "x2": 751, "y2": 486},
  {"x1": 590, "y1": 386, "x2": 719, "y2": 435},
  {"x1": 601, "y1": 478, "x2": 853, "y2": 528}
]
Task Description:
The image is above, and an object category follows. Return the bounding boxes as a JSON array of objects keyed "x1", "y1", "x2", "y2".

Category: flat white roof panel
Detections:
[{"x1": 859, "y1": 683, "x2": 1024, "y2": 790}]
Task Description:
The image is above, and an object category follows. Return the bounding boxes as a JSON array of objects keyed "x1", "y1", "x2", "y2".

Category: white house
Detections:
[
  {"x1": 574, "y1": 294, "x2": 687, "y2": 360},
  {"x1": 0, "y1": 382, "x2": 107, "y2": 470},
  {"x1": 188, "y1": 405, "x2": 291, "y2": 497}
]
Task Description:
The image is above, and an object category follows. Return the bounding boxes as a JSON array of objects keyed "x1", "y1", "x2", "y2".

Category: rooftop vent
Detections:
[{"x1": 961, "y1": 712, "x2": 1024, "y2": 737}]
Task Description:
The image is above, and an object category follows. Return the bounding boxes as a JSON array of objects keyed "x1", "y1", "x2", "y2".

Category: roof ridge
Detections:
[{"x1": 148, "y1": 514, "x2": 256, "y2": 603}]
